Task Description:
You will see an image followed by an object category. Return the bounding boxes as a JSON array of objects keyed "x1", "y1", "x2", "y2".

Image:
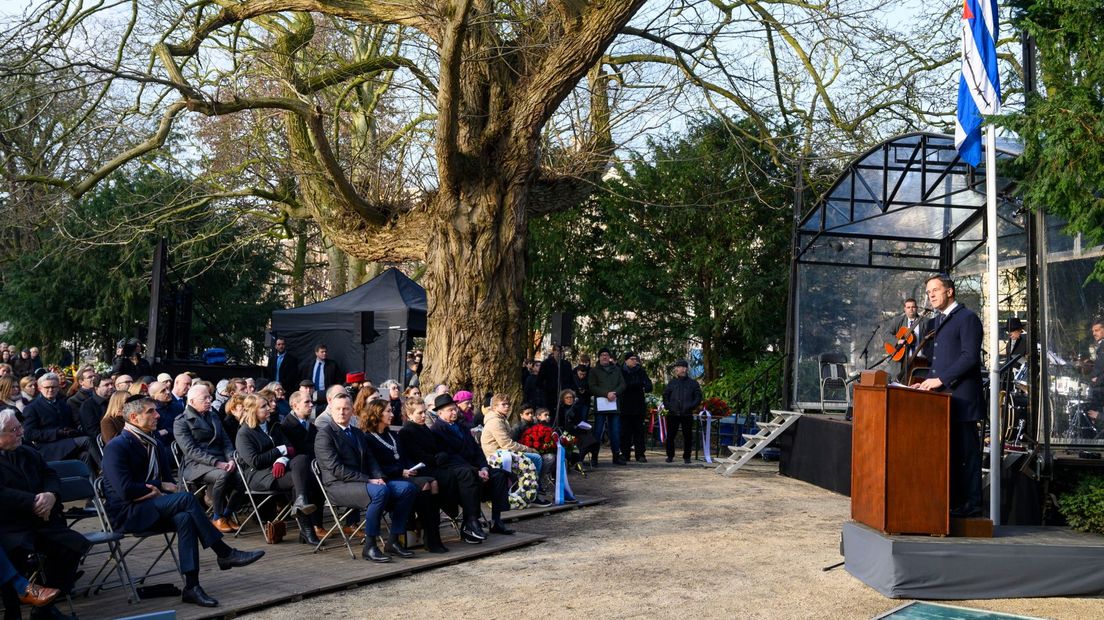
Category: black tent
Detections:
[{"x1": 270, "y1": 268, "x2": 426, "y2": 386}]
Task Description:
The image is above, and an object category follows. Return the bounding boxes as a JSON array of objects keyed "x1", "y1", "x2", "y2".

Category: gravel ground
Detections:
[{"x1": 241, "y1": 457, "x2": 1103, "y2": 620}]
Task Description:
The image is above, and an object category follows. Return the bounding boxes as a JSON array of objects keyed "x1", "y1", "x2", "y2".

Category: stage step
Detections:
[{"x1": 715, "y1": 410, "x2": 802, "y2": 477}]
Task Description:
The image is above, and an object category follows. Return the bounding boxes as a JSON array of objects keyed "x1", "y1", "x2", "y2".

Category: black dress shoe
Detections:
[
  {"x1": 613, "y1": 458, "x2": 627, "y2": 466},
  {"x1": 530, "y1": 496, "x2": 553, "y2": 507},
  {"x1": 426, "y1": 542, "x2": 449, "y2": 553},
  {"x1": 462, "y1": 519, "x2": 487, "y2": 540},
  {"x1": 181, "y1": 585, "x2": 219, "y2": 607},
  {"x1": 636, "y1": 456, "x2": 648, "y2": 463},
  {"x1": 293, "y1": 495, "x2": 317, "y2": 516},
  {"x1": 665, "y1": 457, "x2": 674, "y2": 463},
  {"x1": 385, "y1": 541, "x2": 415, "y2": 558},
  {"x1": 490, "y1": 520, "x2": 515, "y2": 535},
  {"x1": 362, "y1": 543, "x2": 392, "y2": 562},
  {"x1": 217, "y1": 548, "x2": 265, "y2": 570}
]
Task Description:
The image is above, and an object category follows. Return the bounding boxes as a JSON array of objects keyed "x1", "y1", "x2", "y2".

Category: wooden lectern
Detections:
[{"x1": 851, "y1": 370, "x2": 950, "y2": 536}]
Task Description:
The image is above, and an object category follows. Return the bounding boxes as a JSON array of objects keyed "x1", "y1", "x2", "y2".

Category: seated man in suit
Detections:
[
  {"x1": 314, "y1": 393, "x2": 416, "y2": 562},
  {"x1": 21, "y1": 372, "x2": 99, "y2": 471},
  {"x1": 281, "y1": 391, "x2": 317, "y2": 458},
  {"x1": 0, "y1": 407, "x2": 91, "y2": 620},
  {"x1": 173, "y1": 383, "x2": 244, "y2": 533},
  {"x1": 102, "y1": 395, "x2": 263, "y2": 608},
  {"x1": 430, "y1": 394, "x2": 514, "y2": 538},
  {"x1": 77, "y1": 374, "x2": 114, "y2": 442}
]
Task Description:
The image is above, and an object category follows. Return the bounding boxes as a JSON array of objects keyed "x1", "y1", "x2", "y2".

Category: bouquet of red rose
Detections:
[
  {"x1": 701, "y1": 397, "x2": 731, "y2": 418},
  {"x1": 520, "y1": 423, "x2": 556, "y2": 453}
]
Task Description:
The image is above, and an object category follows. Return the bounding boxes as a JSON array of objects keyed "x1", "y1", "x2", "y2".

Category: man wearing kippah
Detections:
[{"x1": 662, "y1": 360, "x2": 702, "y2": 464}]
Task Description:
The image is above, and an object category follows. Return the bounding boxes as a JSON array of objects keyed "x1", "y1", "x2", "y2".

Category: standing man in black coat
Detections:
[
  {"x1": 538, "y1": 344, "x2": 574, "y2": 424},
  {"x1": 662, "y1": 360, "x2": 702, "y2": 464},
  {"x1": 304, "y1": 345, "x2": 340, "y2": 408},
  {"x1": 101, "y1": 396, "x2": 264, "y2": 608},
  {"x1": 266, "y1": 337, "x2": 300, "y2": 388},
  {"x1": 620, "y1": 352, "x2": 653, "y2": 463},
  {"x1": 0, "y1": 408, "x2": 91, "y2": 620},
  {"x1": 22, "y1": 373, "x2": 99, "y2": 470},
  {"x1": 914, "y1": 274, "x2": 984, "y2": 518},
  {"x1": 313, "y1": 393, "x2": 415, "y2": 562}
]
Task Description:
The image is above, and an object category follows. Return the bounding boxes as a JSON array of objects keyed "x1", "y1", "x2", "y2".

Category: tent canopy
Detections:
[
  {"x1": 272, "y1": 267, "x2": 427, "y2": 335},
  {"x1": 270, "y1": 268, "x2": 426, "y2": 386}
]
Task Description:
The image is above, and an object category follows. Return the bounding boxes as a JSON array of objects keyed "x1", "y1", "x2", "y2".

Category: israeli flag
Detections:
[{"x1": 955, "y1": 0, "x2": 1001, "y2": 167}]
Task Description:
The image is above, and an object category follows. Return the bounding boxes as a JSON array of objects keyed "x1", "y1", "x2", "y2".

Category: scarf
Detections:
[{"x1": 124, "y1": 423, "x2": 161, "y2": 482}]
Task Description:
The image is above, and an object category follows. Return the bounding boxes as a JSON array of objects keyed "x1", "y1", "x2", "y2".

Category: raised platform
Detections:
[
  {"x1": 843, "y1": 520, "x2": 1104, "y2": 599},
  {"x1": 778, "y1": 414, "x2": 851, "y2": 496},
  {"x1": 58, "y1": 495, "x2": 606, "y2": 620}
]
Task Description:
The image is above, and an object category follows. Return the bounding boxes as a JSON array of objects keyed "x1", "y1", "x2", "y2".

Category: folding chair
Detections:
[
  {"x1": 818, "y1": 352, "x2": 851, "y2": 412},
  {"x1": 169, "y1": 441, "x2": 211, "y2": 515},
  {"x1": 233, "y1": 460, "x2": 296, "y2": 538},
  {"x1": 40, "y1": 460, "x2": 133, "y2": 607},
  {"x1": 88, "y1": 477, "x2": 182, "y2": 598},
  {"x1": 310, "y1": 459, "x2": 365, "y2": 559}
]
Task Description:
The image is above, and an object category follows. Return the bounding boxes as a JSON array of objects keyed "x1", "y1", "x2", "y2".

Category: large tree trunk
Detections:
[{"x1": 421, "y1": 177, "x2": 528, "y2": 402}]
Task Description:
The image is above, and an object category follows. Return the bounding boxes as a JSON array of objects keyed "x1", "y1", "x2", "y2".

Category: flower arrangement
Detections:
[
  {"x1": 520, "y1": 423, "x2": 556, "y2": 453},
  {"x1": 558, "y1": 432, "x2": 577, "y2": 449},
  {"x1": 701, "y1": 397, "x2": 731, "y2": 418}
]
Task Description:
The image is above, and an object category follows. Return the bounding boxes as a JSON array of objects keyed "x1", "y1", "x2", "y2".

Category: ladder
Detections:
[{"x1": 714, "y1": 410, "x2": 802, "y2": 477}]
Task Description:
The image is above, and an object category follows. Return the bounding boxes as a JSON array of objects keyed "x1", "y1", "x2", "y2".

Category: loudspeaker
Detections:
[
  {"x1": 550, "y1": 312, "x2": 575, "y2": 348},
  {"x1": 357, "y1": 311, "x2": 380, "y2": 344}
]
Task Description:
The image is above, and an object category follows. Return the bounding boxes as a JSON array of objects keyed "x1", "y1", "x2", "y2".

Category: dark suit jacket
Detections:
[
  {"x1": 101, "y1": 431, "x2": 176, "y2": 533},
  {"x1": 302, "y1": 358, "x2": 340, "y2": 393},
  {"x1": 314, "y1": 421, "x2": 383, "y2": 508},
  {"x1": 235, "y1": 423, "x2": 291, "y2": 489},
  {"x1": 431, "y1": 419, "x2": 488, "y2": 470},
  {"x1": 78, "y1": 394, "x2": 109, "y2": 440},
  {"x1": 22, "y1": 396, "x2": 79, "y2": 461},
  {"x1": 398, "y1": 421, "x2": 444, "y2": 476},
  {"x1": 281, "y1": 412, "x2": 317, "y2": 457},
  {"x1": 173, "y1": 406, "x2": 236, "y2": 481},
  {"x1": 928, "y1": 304, "x2": 984, "y2": 422},
  {"x1": 267, "y1": 351, "x2": 300, "y2": 388},
  {"x1": 0, "y1": 445, "x2": 90, "y2": 557}
]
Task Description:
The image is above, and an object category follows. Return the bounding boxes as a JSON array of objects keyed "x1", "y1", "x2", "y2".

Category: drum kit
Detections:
[{"x1": 999, "y1": 351, "x2": 1104, "y2": 442}]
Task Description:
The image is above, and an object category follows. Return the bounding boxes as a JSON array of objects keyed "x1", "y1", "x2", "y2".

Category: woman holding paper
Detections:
[{"x1": 360, "y1": 399, "x2": 448, "y2": 553}]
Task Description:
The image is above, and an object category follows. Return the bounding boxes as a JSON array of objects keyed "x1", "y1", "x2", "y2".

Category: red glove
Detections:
[
  {"x1": 285, "y1": 445, "x2": 296, "y2": 458},
  {"x1": 272, "y1": 462, "x2": 286, "y2": 478}
]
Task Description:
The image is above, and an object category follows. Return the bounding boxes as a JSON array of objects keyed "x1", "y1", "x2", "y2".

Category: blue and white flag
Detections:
[{"x1": 955, "y1": 0, "x2": 1001, "y2": 167}]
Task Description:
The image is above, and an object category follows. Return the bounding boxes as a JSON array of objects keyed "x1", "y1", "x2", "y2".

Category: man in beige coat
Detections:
[{"x1": 480, "y1": 394, "x2": 552, "y2": 507}]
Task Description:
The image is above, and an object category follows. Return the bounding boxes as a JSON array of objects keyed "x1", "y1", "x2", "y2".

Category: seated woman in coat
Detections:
[
  {"x1": 359, "y1": 399, "x2": 447, "y2": 553},
  {"x1": 234, "y1": 394, "x2": 323, "y2": 545}
]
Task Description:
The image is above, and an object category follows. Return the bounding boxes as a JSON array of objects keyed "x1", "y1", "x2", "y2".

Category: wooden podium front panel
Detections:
[
  {"x1": 851, "y1": 385, "x2": 888, "y2": 530},
  {"x1": 885, "y1": 387, "x2": 949, "y2": 535}
]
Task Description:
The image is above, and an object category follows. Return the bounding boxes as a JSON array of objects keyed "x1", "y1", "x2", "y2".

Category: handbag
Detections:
[{"x1": 263, "y1": 519, "x2": 286, "y2": 544}]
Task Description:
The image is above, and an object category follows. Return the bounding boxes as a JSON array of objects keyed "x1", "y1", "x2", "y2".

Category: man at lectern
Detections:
[{"x1": 913, "y1": 274, "x2": 983, "y2": 518}]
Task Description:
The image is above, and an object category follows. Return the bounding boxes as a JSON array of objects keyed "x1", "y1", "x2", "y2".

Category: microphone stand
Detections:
[{"x1": 859, "y1": 325, "x2": 880, "y2": 370}]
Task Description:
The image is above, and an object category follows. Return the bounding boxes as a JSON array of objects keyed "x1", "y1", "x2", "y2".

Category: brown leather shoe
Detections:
[
  {"x1": 313, "y1": 526, "x2": 328, "y2": 540},
  {"x1": 19, "y1": 582, "x2": 60, "y2": 607},
  {"x1": 212, "y1": 517, "x2": 235, "y2": 533},
  {"x1": 342, "y1": 525, "x2": 365, "y2": 540}
]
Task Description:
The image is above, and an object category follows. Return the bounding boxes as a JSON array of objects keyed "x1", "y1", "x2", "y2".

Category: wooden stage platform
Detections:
[{"x1": 61, "y1": 497, "x2": 605, "y2": 620}]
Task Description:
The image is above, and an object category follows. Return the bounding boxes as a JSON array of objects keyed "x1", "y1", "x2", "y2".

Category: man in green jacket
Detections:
[{"x1": 587, "y1": 348, "x2": 627, "y2": 466}]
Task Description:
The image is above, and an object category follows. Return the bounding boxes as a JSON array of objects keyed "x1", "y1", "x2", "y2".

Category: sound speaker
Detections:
[
  {"x1": 550, "y1": 312, "x2": 575, "y2": 348},
  {"x1": 357, "y1": 311, "x2": 380, "y2": 344}
]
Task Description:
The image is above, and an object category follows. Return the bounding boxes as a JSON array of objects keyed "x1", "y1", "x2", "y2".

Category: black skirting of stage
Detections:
[
  {"x1": 778, "y1": 414, "x2": 851, "y2": 496},
  {"x1": 843, "y1": 521, "x2": 1104, "y2": 599}
]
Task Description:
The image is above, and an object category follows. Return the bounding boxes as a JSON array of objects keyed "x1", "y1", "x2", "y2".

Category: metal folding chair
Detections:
[
  {"x1": 168, "y1": 441, "x2": 211, "y2": 516},
  {"x1": 42, "y1": 460, "x2": 133, "y2": 607},
  {"x1": 818, "y1": 352, "x2": 851, "y2": 412},
  {"x1": 233, "y1": 460, "x2": 296, "y2": 538},
  {"x1": 310, "y1": 459, "x2": 365, "y2": 559},
  {"x1": 89, "y1": 477, "x2": 182, "y2": 597}
]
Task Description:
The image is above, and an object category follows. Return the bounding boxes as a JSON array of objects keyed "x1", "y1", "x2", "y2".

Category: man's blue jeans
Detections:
[{"x1": 592, "y1": 414, "x2": 621, "y2": 459}]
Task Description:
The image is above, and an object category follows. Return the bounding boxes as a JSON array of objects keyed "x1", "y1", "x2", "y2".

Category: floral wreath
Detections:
[{"x1": 487, "y1": 450, "x2": 538, "y2": 510}]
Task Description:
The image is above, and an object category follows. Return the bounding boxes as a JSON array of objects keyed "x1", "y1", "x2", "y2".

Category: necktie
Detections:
[
  {"x1": 302, "y1": 419, "x2": 309, "y2": 430},
  {"x1": 275, "y1": 353, "x2": 284, "y2": 376},
  {"x1": 314, "y1": 362, "x2": 324, "y2": 392}
]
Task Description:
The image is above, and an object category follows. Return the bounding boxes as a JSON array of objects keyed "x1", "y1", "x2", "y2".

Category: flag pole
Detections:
[{"x1": 985, "y1": 124, "x2": 1001, "y2": 526}]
